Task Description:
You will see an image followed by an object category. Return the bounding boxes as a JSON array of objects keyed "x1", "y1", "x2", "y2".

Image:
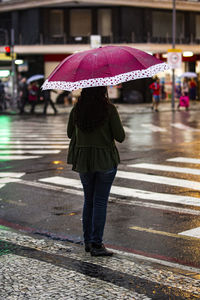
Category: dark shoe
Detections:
[
  {"x1": 85, "y1": 242, "x2": 92, "y2": 252},
  {"x1": 90, "y1": 244, "x2": 113, "y2": 257}
]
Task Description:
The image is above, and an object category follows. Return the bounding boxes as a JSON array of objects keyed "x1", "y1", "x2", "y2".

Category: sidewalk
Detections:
[
  {"x1": 1, "y1": 100, "x2": 200, "y2": 116},
  {"x1": 0, "y1": 225, "x2": 200, "y2": 299}
]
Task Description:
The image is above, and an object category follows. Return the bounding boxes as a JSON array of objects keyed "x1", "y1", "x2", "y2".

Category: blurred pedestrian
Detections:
[
  {"x1": 28, "y1": 81, "x2": 39, "y2": 114},
  {"x1": 149, "y1": 77, "x2": 160, "y2": 112},
  {"x1": 0, "y1": 79, "x2": 6, "y2": 111},
  {"x1": 67, "y1": 86, "x2": 125, "y2": 256},
  {"x1": 40, "y1": 90, "x2": 57, "y2": 115},
  {"x1": 182, "y1": 78, "x2": 189, "y2": 98},
  {"x1": 181, "y1": 78, "x2": 188, "y2": 95},
  {"x1": 19, "y1": 77, "x2": 28, "y2": 114},
  {"x1": 189, "y1": 78, "x2": 197, "y2": 100},
  {"x1": 177, "y1": 91, "x2": 190, "y2": 111}
]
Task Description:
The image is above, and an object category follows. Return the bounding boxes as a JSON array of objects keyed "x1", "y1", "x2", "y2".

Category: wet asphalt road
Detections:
[{"x1": 1, "y1": 106, "x2": 200, "y2": 269}]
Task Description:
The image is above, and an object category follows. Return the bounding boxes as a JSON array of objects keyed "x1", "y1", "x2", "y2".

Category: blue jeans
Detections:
[{"x1": 79, "y1": 167, "x2": 117, "y2": 245}]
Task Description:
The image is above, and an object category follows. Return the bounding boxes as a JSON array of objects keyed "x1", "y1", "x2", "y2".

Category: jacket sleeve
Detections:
[
  {"x1": 67, "y1": 107, "x2": 75, "y2": 138},
  {"x1": 109, "y1": 105, "x2": 125, "y2": 143}
]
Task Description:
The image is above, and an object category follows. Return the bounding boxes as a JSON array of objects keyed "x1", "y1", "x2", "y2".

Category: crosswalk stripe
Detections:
[
  {"x1": 40, "y1": 177, "x2": 82, "y2": 188},
  {"x1": 0, "y1": 172, "x2": 25, "y2": 178},
  {"x1": 0, "y1": 145, "x2": 68, "y2": 149},
  {"x1": 129, "y1": 226, "x2": 200, "y2": 241},
  {"x1": 179, "y1": 227, "x2": 200, "y2": 238},
  {"x1": 0, "y1": 184, "x2": 5, "y2": 189},
  {"x1": 0, "y1": 138, "x2": 68, "y2": 141},
  {"x1": 0, "y1": 150, "x2": 60, "y2": 154},
  {"x1": 128, "y1": 163, "x2": 200, "y2": 176},
  {"x1": 0, "y1": 130, "x2": 67, "y2": 134},
  {"x1": 0, "y1": 155, "x2": 41, "y2": 160},
  {"x1": 171, "y1": 123, "x2": 200, "y2": 131},
  {"x1": 0, "y1": 141, "x2": 69, "y2": 145},
  {"x1": 39, "y1": 176, "x2": 200, "y2": 207},
  {"x1": 0, "y1": 177, "x2": 22, "y2": 184},
  {"x1": 167, "y1": 157, "x2": 200, "y2": 164},
  {"x1": 141, "y1": 124, "x2": 167, "y2": 132},
  {"x1": 0, "y1": 135, "x2": 67, "y2": 138},
  {"x1": 20, "y1": 179, "x2": 200, "y2": 215},
  {"x1": 123, "y1": 126, "x2": 133, "y2": 133},
  {"x1": 17, "y1": 179, "x2": 200, "y2": 215},
  {"x1": 117, "y1": 170, "x2": 200, "y2": 190}
]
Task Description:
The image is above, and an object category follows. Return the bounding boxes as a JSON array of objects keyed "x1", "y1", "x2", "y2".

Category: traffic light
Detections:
[{"x1": 5, "y1": 46, "x2": 11, "y2": 56}]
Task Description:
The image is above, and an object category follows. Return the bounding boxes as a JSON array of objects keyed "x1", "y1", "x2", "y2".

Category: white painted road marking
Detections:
[
  {"x1": 0, "y1": 134, "x2": 67, "y2": 138},
  {"x1": 0, "y1": 137, "x2": 68, "y2": 141},
  {"x1": 18, "y1": 179, "x2": 200, "y2": 216},
  {"x1": 0, "y1": 145, "x2": 68, "y2": 149},
  {"x1": 0, "y1": 155, "x2": 41, "y2": 160},
  {"x1": 0, "y1": 141, "x2": 69, "y2": 145},
  {"x1": 40, "y1": 177, "x2": 82, "y2": 188},
  {"x1": 0, "y1": 172, "x2": 25, "y2": 178},
  {"x1": 128, "y1": 163, "x2": 200, "y2": 176},
  {"x1": 179, "y1": 227, "x2": 200, "y2": 238},
  {"x1": 141, "y1": 124, "x2": 167, "y2": 132},
  {"x1": 0, "y1": 130, "x2": 67, "y2": 134},
  {"x1": 0, "y1": 177, "x2": 22, "y2": 184},
  {"x1": 39, "y1": 176, "x2": 200, "y2": 207},
  {"x1": 167, "y1": 157, "x2": 200, "y2": 164},
  {"x1": 171, "y1": 123, "x2": 200, "y2": 131},
  {"x1": 123, "y1": 126, "x2": 133, "y2": 133},
  {"x1": 0, "y1": 150, "x2": 61, "y2": 154},
  {"x1": 117, "y1": 170, "x2": 200, "y2": 190}
]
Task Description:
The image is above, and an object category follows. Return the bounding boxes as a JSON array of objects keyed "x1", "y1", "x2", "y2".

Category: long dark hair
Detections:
[{"x1": 74, "y1": 86, "x2": 110, "y2": 132}]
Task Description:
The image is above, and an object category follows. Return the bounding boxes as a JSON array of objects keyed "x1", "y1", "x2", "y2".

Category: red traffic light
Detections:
[{"x1": 5, "y1": 46, "x2": 11, "y2": 56}]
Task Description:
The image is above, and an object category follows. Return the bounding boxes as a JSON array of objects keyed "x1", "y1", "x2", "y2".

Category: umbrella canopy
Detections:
[
  {"x1": 42, "y1": 46, "x2": 169, "y2": 91},
  {"x1": 27, "y1": 74, "x2": 44, "y2": 84},
  {"x1": 181, "y1": 72, "x2": 197, "y2": 78}
]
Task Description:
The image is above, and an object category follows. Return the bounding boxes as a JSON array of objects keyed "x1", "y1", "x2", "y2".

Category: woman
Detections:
[{"x1": 67, "y1": 86, "x2": 125, "y2": 257}]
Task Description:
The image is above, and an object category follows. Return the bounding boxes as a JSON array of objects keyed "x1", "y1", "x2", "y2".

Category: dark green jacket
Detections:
[{"x1": 67, "y1": 103, "x2": 125, "y2": 173}]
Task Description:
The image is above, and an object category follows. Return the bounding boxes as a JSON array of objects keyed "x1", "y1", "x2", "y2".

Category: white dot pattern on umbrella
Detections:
[{"x1": 42, "y1": 63, "x2": 169, "y2": 91}]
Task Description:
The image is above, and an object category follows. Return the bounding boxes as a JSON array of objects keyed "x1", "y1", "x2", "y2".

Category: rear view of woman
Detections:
[{"x1": 67, "y1": 86, "x2": 125, "y2": 257}]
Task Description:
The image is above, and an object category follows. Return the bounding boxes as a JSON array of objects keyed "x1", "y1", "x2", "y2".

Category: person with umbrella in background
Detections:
[
  {"x1": 42, "y1": 45, "x2": 169, "y2": 256},
  {"x1": 40, "y1": 89, "x2": 57, "y2": 115},
  {"x1": 26, "y1": 75, "x2": 44, "y2": 114},
  {"x1": 28, "y1": 81, "x2": 39, "y2": 114},
  {"x1": 19, "y1": 77, "x2": 28, "y2": 114}
]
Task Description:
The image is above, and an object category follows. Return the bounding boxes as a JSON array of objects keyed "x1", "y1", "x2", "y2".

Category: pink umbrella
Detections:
[{"x1": 42, "y1": 46, "x2": 169, "y2": 91}]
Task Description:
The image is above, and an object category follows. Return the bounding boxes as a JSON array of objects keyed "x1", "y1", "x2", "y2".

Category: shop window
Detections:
[
  {"x1": 70, "y1": 9, "x2": 92, "y2": 36},
  {"x1": 98, "y1": 9, "x2": 112, "y2": 36},
  {"x1": 49, "y1": 10, "x2": 64, "y2": 37},
  {"x1": 152, "y1": 11, "x2": 184, "y2": 39},
  {"x1": 196, "y1": 15, "x2": 200, "y2": 39}
]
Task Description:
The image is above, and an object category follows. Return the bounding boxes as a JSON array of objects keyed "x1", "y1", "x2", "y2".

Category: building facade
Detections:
[{"x1": 0, "y1": 0, "x2": 200, "y2": 102}]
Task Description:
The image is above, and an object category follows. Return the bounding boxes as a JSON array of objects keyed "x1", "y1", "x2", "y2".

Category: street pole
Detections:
[
  {"x1": 11, "y1": 28, "x2": 16, "y2": 108},
  {"x1": 172, "y1": 0, "x2": 176, "y2": 110}
]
